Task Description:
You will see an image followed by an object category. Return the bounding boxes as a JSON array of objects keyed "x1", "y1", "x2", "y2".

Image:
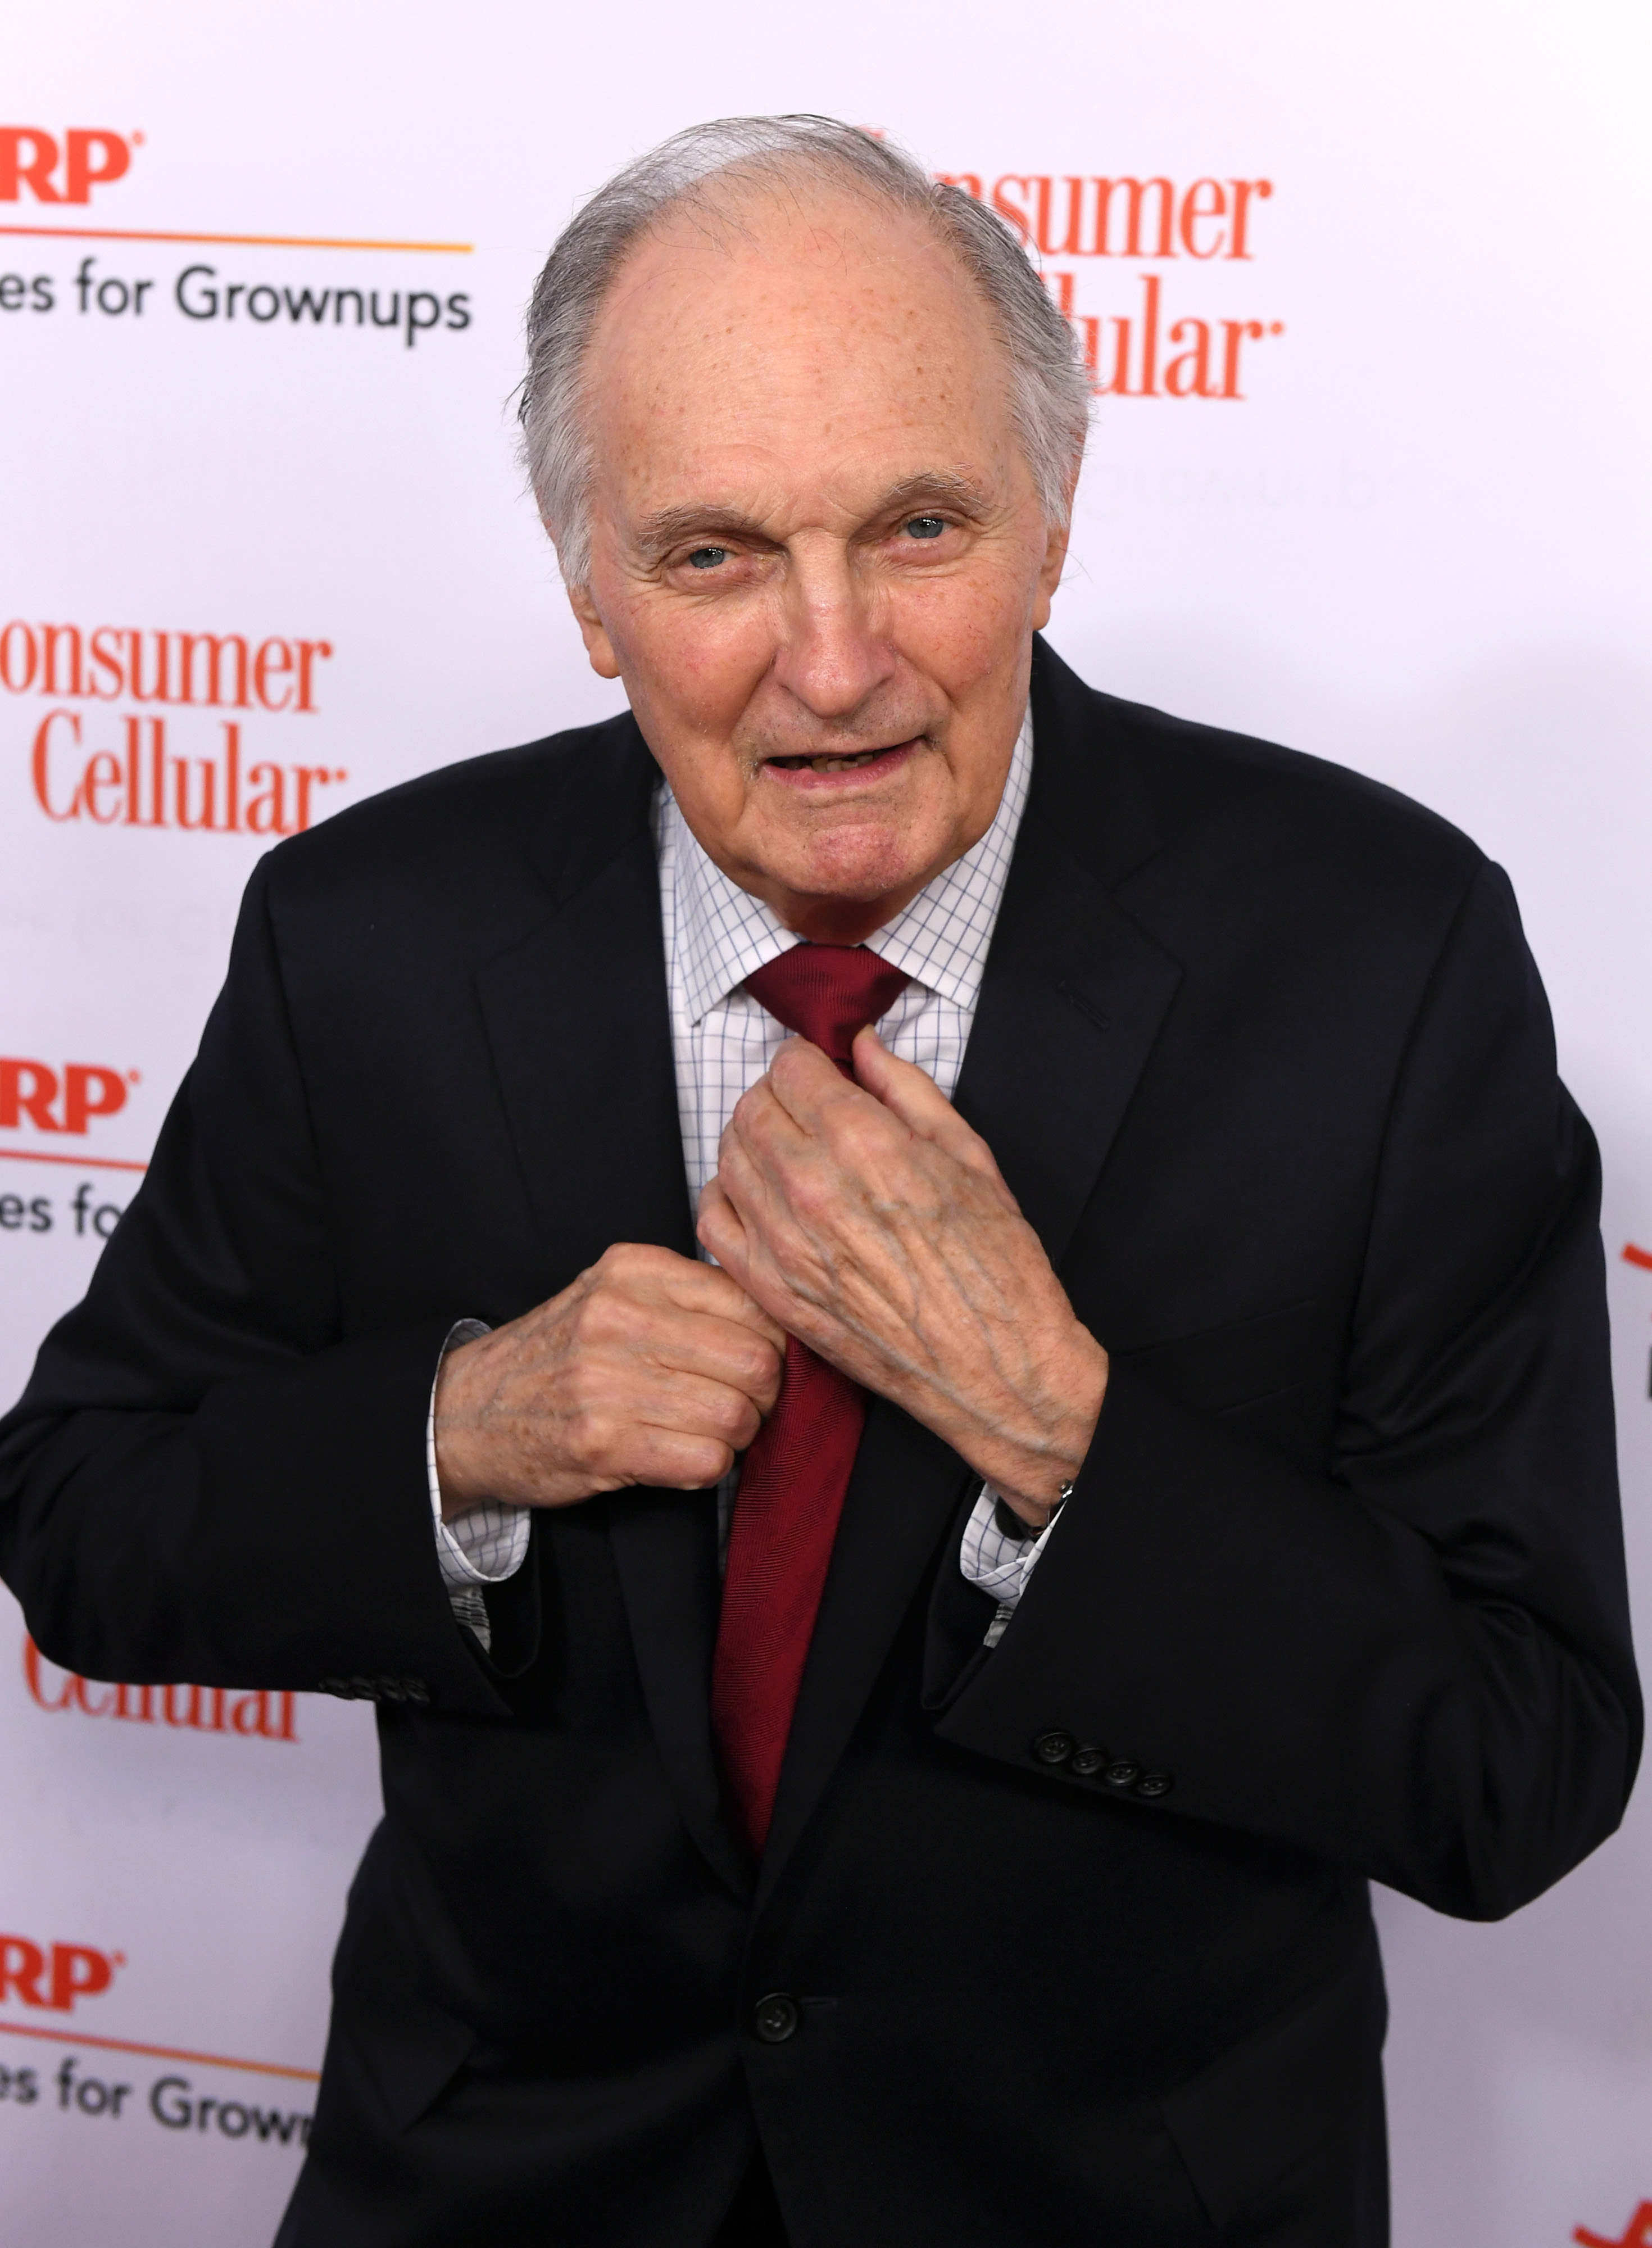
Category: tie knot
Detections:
[{"x1": 744, "y1": 944, "x2": 911, "y2": 1071}]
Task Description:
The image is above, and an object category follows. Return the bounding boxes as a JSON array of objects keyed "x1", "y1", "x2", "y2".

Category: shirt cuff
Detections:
[
  {"x1": 957, "y1": 1481, "x2": 1067, "y2": 1648},
  {"x1": 426, "y1": 1319, "x2": 532, "y2": 1648}
]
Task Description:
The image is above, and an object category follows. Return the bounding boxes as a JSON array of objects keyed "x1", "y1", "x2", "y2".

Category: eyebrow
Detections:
[{"x1": 630, "y1": 470, "x2": 995, "y2": 563}]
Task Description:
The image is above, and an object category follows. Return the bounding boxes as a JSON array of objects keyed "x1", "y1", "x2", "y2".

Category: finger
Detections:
[
  {"x1": 594, "y1": 1240, "x2": 784, "y2": 1347},
  {"x1": 850, "y1": 1028, "x2": 1012, "y2": 1190},
  {"x1": 627, "y1": 1365, "x2": 774, "y2": 1451},
  {"x1": 700, "y1": 1275, "x2": 788, "y2": 1357},
  {"x1": 700, "y1": 1155, "x2": 791, "y2": 1311},
  {"x1": 716, "y1": 1081, "x2": 826, "y2": 1234},
  {"x1": 696, "y1": 1177, "x2": 751, "y2": 1282},
  {"x1": 757, "y1": 1036, "x2": 870, "y2": 1136},
  {"x1": 579, "y1": 1273, "x2": 784, "y2": 1402},
  {"x1": 645, "y1": 1310, "x2": 785, "y2": 1413},
  {"x1": 723, "y1": 1059, "x2": 819, "y2": 1164},
  {"x1": 555, "y1": 1358, "x2": 776, "y2": 1481},
  {"x1": 694, "y1": 1176, "x2": 783, "y2": 1324},
  {"x1": 601, "y1": 1421, "x2": 739, "y2": 1494},
  {"x1": 732, "y1": 1046, "x2": 911, "y2": 1207},
  {"x1": 712, "y1": 1125, "x2": 821, "y2": 1279}
]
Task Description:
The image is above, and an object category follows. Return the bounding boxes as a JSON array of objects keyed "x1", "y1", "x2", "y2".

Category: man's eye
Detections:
[
  {"x1": 902, "y1": 516, "x2": 947, "y2": 541},
  {"x1": 687, "y1": 546, "x2": 729, "y2": 570}
]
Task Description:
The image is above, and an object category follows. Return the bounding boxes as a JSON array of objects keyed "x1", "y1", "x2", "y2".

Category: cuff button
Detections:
[
  {"x1": 1033, "y1": 1730, "x2": 1075, "y2": 1765},
  {"x1": 1069, "y1": 1744, "x2": 1109, "y2": 1776},
  {"x1": 1136, "y1": 1772, "x2": 1174, "y2": 1798},
  {"x1": 1103, "y1": 1760, "x2": 1142, "y2": 1789}
]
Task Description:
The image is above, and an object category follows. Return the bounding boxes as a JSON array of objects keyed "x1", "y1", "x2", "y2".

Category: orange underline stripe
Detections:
[
  {"x1": 1624, "y1": 1243, "x2": 1652, "y2": 1271},
  {"x1": 0, "y1": 1147, "x2": 148, "y2": 1173},
  {"x1": 0, "y1": 224, "x2": 471, "y2": 252},
  {"x1": 0, "y1": 2016, "x2": 319, "y2": 2082}
]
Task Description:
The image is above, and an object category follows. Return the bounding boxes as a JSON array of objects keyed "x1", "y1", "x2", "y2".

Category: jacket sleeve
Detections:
[
  {"x1": 937, "y1": 860, "x2": 1640, "y2": 1919},
  {"x1": 0, "y1": 856, "x2": 512, "y2": 1717}
]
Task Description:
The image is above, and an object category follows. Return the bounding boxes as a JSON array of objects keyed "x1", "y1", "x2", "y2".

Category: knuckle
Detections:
[
  {"x1": 687, "y1": 1444, "x2": 735, "y2": 1490},
  {"x1": 603, "y1": 1241, "x2": 661, "y2": 1284},
  {"x1": 789, "y1": 1172, "x2": 834, "y2": 1225},
  {"x1": 574, "y1": 1408, "x2": 621, "y2": 1464},
  {"x1": 834, "y1": 1111, "x2": 884, "y2": 1164},
  {"x1": 714, "y1": 1386, "x2": 756, "y2": 1440}
]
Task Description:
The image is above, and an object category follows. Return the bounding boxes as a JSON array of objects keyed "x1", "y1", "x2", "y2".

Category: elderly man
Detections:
[{"x1": 0, "y1": 116, "x2": 1636, "y2": 2248}]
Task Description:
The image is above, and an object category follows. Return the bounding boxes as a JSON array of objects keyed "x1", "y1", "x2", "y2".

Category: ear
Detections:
[
  {"x1": 1031, "y1": 509, "x2": 1074, "y2": 633},
  {"x1": 565, "y1": 575, "x2": 623, "y2": 680}
]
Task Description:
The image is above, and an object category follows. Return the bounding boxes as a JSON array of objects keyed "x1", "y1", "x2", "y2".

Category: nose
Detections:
[{"x1": 769, "y1": 536, "x2": 896, "y2": 725}]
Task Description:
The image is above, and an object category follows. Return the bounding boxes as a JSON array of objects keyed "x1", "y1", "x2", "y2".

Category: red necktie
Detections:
[{"x1": 710, "y1": 943, "x2": 911, "y2": 1857}]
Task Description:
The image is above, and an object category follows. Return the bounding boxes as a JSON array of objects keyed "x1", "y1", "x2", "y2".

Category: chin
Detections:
[
  {"x1": 784, "y1": 842, "x2": 934, "y2": 908},
  {"x1": 774, "y1": 807, "x2": 951, "y2": 898}
]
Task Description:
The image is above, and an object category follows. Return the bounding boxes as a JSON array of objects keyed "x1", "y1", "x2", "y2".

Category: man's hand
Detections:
[
  {"x1": 433, "y1": 1244, "x2": 787, "y2": 1521},
  {"x1": 696, "y1": 1034, "x2": 1108, "y2": 1526}
]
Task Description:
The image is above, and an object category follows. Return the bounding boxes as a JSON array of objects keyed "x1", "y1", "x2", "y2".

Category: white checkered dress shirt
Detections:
[{"x1": 431, "y1": 706, "x2": 1061, "y2": 1651}]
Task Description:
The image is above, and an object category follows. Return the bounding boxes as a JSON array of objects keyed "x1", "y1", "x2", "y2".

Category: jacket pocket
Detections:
[
  {"x1": 1160, "y1": 1932, "x2": 1386, "y2": 2233},
  {"x1": 1114, "y1": 1299, "x2": 1322, "y2": 1418}
]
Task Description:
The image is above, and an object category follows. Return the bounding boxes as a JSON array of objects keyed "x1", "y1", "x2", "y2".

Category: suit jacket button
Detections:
[
  {"x1": 1033, "y1": 1730, "x2": 1075, "y2": 1765},
  {"x1": 403, "y1": 1680, "x2": 430, "y2": 1705},
  {"x1": 751, "y1": 1993, "x2": 799, "y2": 2044},
  {"x1": 1136, "y1": 1772, "x2": 1174, "y2": 1798},
  {"x1": 1104, "y1": 1760, "x2": 1143, "y2": 1789},
  {"x1": 317, "y1": 1677, "x2": 351, "y2": 1697},
  {"x1": 1069, "y1": 1744, "x2": 1109, "y2": 1776},
  {"x1": 348, "y1": 1676, "x2": 381, "y2": 1701}
]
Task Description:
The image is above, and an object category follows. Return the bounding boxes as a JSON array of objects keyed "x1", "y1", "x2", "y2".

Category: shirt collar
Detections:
[{"x1": 660, "y1": 705, "x2": 1033, "y2": 1026}]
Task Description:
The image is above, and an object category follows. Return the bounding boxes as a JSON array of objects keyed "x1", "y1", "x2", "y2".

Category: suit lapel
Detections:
[
  {"x1": 757, "y1": 1400, "x2": 977, "y2": 1906},
  {"x1": 472, "y1": 723, "x2": 747, "y2": 1897},
  {"x1": 473, "y1": 830, "x2": 695, "y2": 1285},
  {"x1": 609, "y1": 1490, "x2": 751, "y2": 1897},
  {"x1": 953, "y1": 639, "x2": 1182, "y2": 1272},
  {"x1": 759, "y1": 641, "x2": 1185, "y2": 1895}
]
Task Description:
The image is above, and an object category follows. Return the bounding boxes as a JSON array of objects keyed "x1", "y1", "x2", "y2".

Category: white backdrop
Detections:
[{"x1": 2, "y1": 4, "x2": 1649, "y2": 2242}]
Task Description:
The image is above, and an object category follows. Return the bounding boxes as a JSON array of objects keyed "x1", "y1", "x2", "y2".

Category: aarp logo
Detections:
[
  {"x1": 0, "y1": 127, "x2": 137, "y2": 205},
  {"x1": 1, "y1": 1056, "x2": 136, "y2": 1138},
  {"x1": 0, "y1": 1931, "x2": 124, "y2": 2013}
]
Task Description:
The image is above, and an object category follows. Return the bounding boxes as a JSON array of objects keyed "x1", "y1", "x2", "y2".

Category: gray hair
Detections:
[{"x1": 519, "y1": 115, "x2": 1091, "y2": 586}]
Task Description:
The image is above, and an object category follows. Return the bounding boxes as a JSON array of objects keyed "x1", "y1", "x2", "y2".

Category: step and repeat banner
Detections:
[{"x1": 3, "y1": 3, "x2": 1649, "y2": 2243}]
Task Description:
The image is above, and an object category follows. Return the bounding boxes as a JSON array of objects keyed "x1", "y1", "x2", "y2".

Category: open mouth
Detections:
[{"x1": 763, "y1": 741, "x2": 915, "y2": 776}]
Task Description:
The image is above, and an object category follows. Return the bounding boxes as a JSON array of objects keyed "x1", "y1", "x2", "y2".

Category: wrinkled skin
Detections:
[{"x1": 437, "y1": 180, "x2": 1102, "y2": 1524}]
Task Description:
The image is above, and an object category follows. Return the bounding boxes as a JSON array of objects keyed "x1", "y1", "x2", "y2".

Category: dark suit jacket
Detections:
[{"x1": 0, "y1": 640, "x2": 1636, "y2": 2247}]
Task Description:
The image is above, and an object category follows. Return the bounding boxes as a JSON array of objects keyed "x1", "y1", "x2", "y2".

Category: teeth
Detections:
[{"x1": 772, "y1": 747, "x2": 887, "y2": 773}]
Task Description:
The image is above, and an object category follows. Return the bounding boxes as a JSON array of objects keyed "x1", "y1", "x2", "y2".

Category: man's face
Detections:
[{"x1": 566, "y1": 183, "x2": 1073, "y2": 941}]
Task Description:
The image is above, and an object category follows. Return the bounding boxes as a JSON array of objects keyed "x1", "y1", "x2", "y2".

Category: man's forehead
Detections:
[
  {"x1": 590, "y1": 182, "x2": 997, "y2": 379},
  {"x1": 585, "y1": 197, "x2": 1014, "y2": 525}
]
